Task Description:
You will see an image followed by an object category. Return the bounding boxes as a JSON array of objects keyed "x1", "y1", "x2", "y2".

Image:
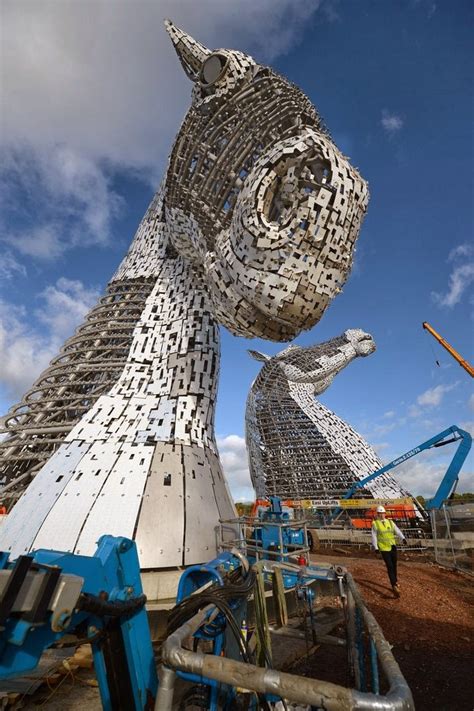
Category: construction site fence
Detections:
[
  {"x1": 430, "y1": 499, "x2": 473, "y2": 575},
  {"x1": 307, "y1": 509, "x2": 429, "y2": 551}
]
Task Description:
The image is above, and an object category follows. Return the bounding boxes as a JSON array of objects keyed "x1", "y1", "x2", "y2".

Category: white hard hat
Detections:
[{"x1": 376, "y1": 505, "x2": 386, "y2": 513}]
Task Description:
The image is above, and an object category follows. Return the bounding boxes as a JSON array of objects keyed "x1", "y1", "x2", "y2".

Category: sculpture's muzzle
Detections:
[{"x1": 205, "y1": 128, "x2": 369, "y2": 340}]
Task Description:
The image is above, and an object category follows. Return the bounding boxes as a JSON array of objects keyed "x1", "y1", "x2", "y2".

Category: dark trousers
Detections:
[{"x1": 380, "y1": 545, "x2": 398, "y2": 587}]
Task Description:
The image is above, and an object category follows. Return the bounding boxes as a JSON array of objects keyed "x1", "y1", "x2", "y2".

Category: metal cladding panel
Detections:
[
  {"x1": 0, "y1": 441, "x2": 89, "y2": 557},
  {"x1": 73, "y1": 443, "x2": 153, "y2": 556},
  {"x1": 31, "y1": 442, "x2": 121, "y2": 553},
  {"x1": 181, "y1": 446, "x2": 220, "y2": 564},
  {"x1": 204, "y1": 448, "x2": 236, "y2": 523},
  {"x1": 134, "y1": 444, "x2": 185, "y2": 569},
  {"x1": 68, "y1": 396, "x2": 127, "y2": 442}
]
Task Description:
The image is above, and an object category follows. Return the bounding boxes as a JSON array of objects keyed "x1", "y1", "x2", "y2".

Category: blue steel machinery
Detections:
[
  {"x1": 0, "y1": 500, "x2": 414, "y2": 710},
  {"x1": 0, "y1": 536, "x2": 157, "y2": 710}
]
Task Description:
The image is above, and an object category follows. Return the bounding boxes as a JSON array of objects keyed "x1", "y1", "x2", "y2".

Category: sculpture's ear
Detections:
[
  {"x1": 248, "y1": 350, "x2": 271, "y2": 363},
  {"x1": 164, "y1": 19, "x2": 211, "y2": 81},
  {"x1": 275, "y1": 344, "x2": 299, "y2": 359}
]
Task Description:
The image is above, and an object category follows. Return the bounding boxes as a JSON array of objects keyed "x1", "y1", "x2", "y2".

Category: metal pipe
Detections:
[
  {"x1": 443, "y1": 504, "x2": 456, "y2": 566},
  {"x1": 154, "y1": 665, "x2": 176, "y2": 711},
  {"x1": 161, "y1": 597, "x2": 415, "y2": 710},
  {"x1": 2, "y1": 424, "x2": 73, "y2": 435},
  {"x1": 0, "y1": 470, "x2": 36, "y2": 495},
  {"x1": 356, "y1": 607, "x2": 366, "y2": 691},
  {"x1": 345, "y1": 574, "x2": 414, "y2": 710},
  {"x1": 229, "y1": 546, "x2": 250, "y2": 574},
  {"x1": 346, "y1": 586, "x2": 358, "y2": 687},
  {"x1": 370, "y1": 638, "x2": 380, "y2": 695}
]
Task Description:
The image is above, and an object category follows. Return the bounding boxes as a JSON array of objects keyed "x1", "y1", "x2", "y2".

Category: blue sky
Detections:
[{"x1": 1, "y1": 0, "x2": 473, "y2": 500}]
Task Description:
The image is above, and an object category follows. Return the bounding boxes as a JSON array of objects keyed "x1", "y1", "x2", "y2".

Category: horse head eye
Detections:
[{"x1": 200, "y1": 53, "x2": 228, "y2": 86}]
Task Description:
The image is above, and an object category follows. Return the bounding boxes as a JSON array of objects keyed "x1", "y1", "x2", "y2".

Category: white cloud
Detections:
[
  {"x1": 469, "y1": 394, "x2": 474, "y2": 413},
  {"x1": 426, "y1": 3, "x2": 437, "y2": 20},
  {"x1": 0, "y1": 278, "x2": 100, "y2": 399},
  {"x1": 373, "y1": 421, "x2": 397, "y2": 435},
  {"x1": 448, "y1": 244, "x2": 472, "y2": 262},
  {"x1": 0, "y1": 251, "x2": 27, "y2": 280},
  {"x1": 4, "y1": 226, "x2": 64, "y2": 261},
  {"x1": 432, "y1": 263, "x2": 474, "y2": 308},
  {"x1": 217, "y1": 434, "x2": 255, "y2": 502},
  {"x1": 382, "y1": 410, "x2": 395, "y2": 419},
  {"x1": 373, "y1": 441, "x2": 390, "y2": 455},
  {"x1": 395, "y1": 457, "x2": 472, "y2": 498},
  {"x1": 1, "y1": 146, "x2": 123, "y2": 260},
  {"x1": 36, "y1": 278, "x2": 101, "y2": 340},
  {"x1": 408, "y1": 404, "x2": 422, "y2": 418},
  {"x1": 381, "y1": 110, "x2": 404, "y2": 135},
  {"x1": 432, "y1": 243, "x2": 474, "y2": 308},
  {"x1": 1, "y1": 1, "x2": 326, "y2": 263},
  {"x1": 416, "y1": 382, "x2": 458, "y2": 408},
  {"x1": 460, "y1": 421, "x2": 474, "y2": 438}
]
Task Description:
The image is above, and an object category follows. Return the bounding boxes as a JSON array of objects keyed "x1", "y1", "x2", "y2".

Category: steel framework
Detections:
[{"x1": 0, "y1": 279, "x2": 155, "y2": 501}]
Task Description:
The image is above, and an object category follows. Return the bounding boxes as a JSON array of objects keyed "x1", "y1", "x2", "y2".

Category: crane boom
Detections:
[{"x1": 422, "y1": 322, "x2": 474, "y2": 377}]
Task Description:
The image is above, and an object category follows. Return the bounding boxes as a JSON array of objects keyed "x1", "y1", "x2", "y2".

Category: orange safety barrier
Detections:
[
  {"x1": 350, "y1": 504, "x2": 417, "y2": 529},
  {"x1": 249, "y1": 499, "x2": 418, "y2": 529}
]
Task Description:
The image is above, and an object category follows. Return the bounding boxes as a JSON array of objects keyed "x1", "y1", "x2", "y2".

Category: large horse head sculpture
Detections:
[
  {"x1": 246, "y1": 330, "x2": 408, "y2": 501},
  {"x1": 163, "y1": 22, "x2": 369, "y2": 341},
  {"x1": 248, "y1": 329, "x2": 376, "y2": 393},
  {"x1": 0, "y1": 23, "x2": 372, "y2": 573}
]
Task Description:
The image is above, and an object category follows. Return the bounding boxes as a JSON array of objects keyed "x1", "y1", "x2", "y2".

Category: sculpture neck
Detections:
[
  {"x1": 111, "y1": 181, "x2": 169, "y2": 282},
  {"x1": 103, "y1": 192, "x2": 220, "y2": 451},
  {"x1": 133, "y1": 255, "x2": 220, "y2": 450}
]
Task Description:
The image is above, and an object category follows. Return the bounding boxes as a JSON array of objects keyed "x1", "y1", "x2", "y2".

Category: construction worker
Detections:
[{"x1": 371, "y1": 505, "x2": 407, "y2": 597}]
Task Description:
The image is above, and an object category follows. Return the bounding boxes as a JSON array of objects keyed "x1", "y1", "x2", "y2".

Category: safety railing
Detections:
[
  {"x1": 218, "y1": 515, "x2": 311, "y2": 563},
  {"x1": 308, "y1": 520, "x2": 428, "y2": 551},
  {"x1": 156, "y1": 570, "x2": 414, "y2": 710}
]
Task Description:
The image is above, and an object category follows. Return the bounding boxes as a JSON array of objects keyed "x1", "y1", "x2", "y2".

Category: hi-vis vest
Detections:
[{"x1": 373, "y1": 519, "x2": 396, "y2": 551}]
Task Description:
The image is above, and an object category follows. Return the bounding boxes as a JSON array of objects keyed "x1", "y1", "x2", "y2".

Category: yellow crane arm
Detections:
[{"x1": 422, "y1": 322, "x2": 474, "y2": 377}]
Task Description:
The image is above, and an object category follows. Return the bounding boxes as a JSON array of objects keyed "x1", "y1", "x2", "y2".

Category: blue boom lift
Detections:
[{"x1": 342, "y1": 425, "x2": 472, "y2": 511}]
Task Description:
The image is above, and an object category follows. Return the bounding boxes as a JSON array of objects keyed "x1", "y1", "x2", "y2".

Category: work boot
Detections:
[{"x1": 392, "y1": 584, "x2": 400, "y2": 598}]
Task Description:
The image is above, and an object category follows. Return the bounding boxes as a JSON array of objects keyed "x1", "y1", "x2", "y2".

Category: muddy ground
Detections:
[{"x1": 12, "y1": 552, "x2": 474, "y2": 709}]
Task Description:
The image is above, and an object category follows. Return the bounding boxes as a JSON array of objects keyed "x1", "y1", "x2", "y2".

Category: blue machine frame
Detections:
[
  {"x1": 173, "y1": 499, "x2": 344, "y2": 710},
  {"x1": 0, "y1": 536, "x2": 157, "y2": 710}
]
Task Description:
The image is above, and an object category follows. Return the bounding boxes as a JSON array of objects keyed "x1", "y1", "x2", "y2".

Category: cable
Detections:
[
  {"x1": 168, "y1": 566, "x2": 275, "y2": 711},
  {"x1": 77, "y1": 592, "x2": 147, "y2": 618},
  {"x1": 167, "y1": 567, "x2": 256, "y2": 635},
  {"x1": 51, "y1": 628, "x2": 104, "y2": 648}
]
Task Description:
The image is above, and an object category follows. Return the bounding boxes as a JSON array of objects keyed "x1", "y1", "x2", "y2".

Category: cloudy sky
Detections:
[{"x1": 1, "y1": 0, "x2": 473, "y2": 501}]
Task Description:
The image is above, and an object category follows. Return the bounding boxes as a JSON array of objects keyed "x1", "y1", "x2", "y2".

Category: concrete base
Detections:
[
  {"x1": 142, "y1": 568, "x2": 184, "y2": 642},
  {"x1": 142, "y1": 568, "x2": 182, "y2": 608}
]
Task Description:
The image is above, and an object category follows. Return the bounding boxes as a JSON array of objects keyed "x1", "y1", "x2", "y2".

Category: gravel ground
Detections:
[
  {"x1": 294, "y1": 552, "x2": 474, "y2": 710},
  {"x1": 17, "y1": 553, "x2": 474, "y2": 709}
]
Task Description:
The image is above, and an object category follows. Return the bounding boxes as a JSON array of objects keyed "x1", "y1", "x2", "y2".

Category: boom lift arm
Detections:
[
  {"x1": 343, "y1": 425, "x2": 472, "y2": 511},
  {"x1": 422, "y1": 322, "x2": 474, "y2": 377}
]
